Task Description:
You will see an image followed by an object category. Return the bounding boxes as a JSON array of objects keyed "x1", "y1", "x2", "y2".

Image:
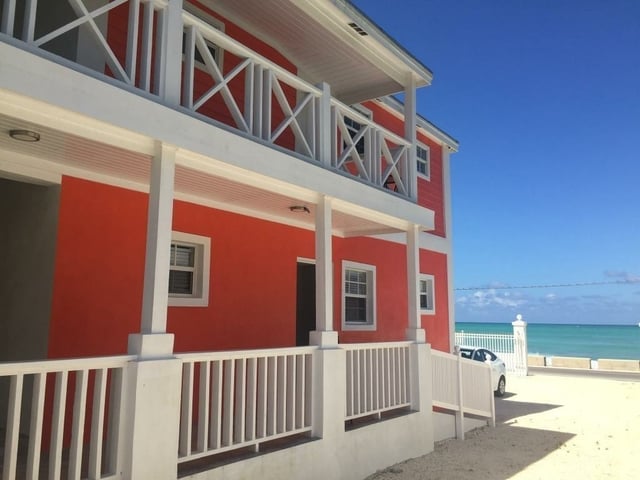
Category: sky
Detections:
[{"x1": 353, "y1": 0, "x2": 640, "y2": 325}]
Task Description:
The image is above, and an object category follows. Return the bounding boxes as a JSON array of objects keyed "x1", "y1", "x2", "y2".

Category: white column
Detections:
[
  {"x1": 316, "y1": 82, "x2": 332, "y2": 167},
  {"x1": 156, "y1": 0, "x2": 183, "y2": 105},
  {"x1": 406, "y1": 223, "x2": 425, "y2": 343},
  {"x1": 309, "y1": 195, "x2": 338, "y2": 347},
  {"x1": 404, "y1": 73, "x2": 417, "y2": 200},
  {"x1": 512, "y1": 314, "x2": 529, "y2": 376},
  {"x1": 128, "y1": 142, "x2": 176, "y2": 358},
  {"x1": 442, "y1": 146, "x2": 457, "y2": 352}
]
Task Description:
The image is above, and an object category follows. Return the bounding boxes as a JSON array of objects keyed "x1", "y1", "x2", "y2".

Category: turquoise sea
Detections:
[{"x1": 456, "y1": 322, "x2": 640, "y2": 360}]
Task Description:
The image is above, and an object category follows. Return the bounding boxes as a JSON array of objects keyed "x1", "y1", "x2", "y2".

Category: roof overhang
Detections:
[{"x1": 202, "y1": 0, "x2": 434, "y2": 104}]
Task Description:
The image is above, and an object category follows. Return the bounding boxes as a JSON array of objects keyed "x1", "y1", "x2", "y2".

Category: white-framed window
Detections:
[
  {"x1": 343, "y1": 105, "x2": 372, "y2": 156},
  {"x1": 183, "y1": 3, "x2": 224, "y2": 71},
  {"x1": 168, "y1": 231, "x2": 211, "y2": 307},
  {"x1": 342, "y1": 261, "x2": 376, "y2": 330},
  {"x1": 419, "y1": 274, "x2": 435, "y2": 314},
  {"x1": 416, "y1": 143, "x2": 430, "y2": 179}
]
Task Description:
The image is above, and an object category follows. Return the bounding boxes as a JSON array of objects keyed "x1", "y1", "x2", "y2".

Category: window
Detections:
[
  {"x1": 183, "y1": 3, "x2": 224, "y2": 71},
  {"x1": 416, "y1": 143, "x2": 430, "y2": 179},
  {"x1": 342, "y1": 261, "x2": 376, "y2": 330},
  {"x1": 169, "y1": 232, "x2": 211, "y2": 307},
  {"x1": 343, "y1": 105, "x2": 372, "y2": 156},
  {"x1": 419, "y1": 274, "x2": 435, "y2": 314}
]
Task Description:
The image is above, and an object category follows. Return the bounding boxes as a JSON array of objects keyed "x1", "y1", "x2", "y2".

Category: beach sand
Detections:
[{"x1": 365, "y1": 371, "x2": 640, "y2": 480}]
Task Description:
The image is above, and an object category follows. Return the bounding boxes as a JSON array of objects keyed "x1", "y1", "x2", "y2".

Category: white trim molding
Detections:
[{"x1": 168, "y1": 231, "x2": 211, "y2": 307}]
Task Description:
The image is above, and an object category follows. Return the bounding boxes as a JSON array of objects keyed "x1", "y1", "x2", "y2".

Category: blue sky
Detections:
[{"x1": 353, "y1": 0, "x2": 640, "y2": 325}]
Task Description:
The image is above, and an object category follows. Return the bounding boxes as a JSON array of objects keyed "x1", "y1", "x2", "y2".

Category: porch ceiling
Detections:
[
  {"x1": 0, "y1": 113, "x2": 406, "y2": 237},
  {"x1": 207, "y1": 0, "x2": 433, "y2": 104}
]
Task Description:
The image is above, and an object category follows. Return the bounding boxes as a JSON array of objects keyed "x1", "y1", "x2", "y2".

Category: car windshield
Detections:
[{"x1": 459, "y1": 348, "x2": 473, "y2": 359}]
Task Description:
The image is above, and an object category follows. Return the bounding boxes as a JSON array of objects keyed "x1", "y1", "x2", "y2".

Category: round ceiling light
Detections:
[{"x1": 9, "y1": 129, "x2": 41, "y2": 142}]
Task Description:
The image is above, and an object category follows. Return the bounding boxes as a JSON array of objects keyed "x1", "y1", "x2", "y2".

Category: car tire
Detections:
[{"x1": 495, "y1": 376, "x2": 506, "y2": 397}]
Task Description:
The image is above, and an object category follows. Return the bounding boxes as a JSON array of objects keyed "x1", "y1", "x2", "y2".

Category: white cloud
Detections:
[{"x1": 604, "y1": 270, "x2": 640, "y2": 284}]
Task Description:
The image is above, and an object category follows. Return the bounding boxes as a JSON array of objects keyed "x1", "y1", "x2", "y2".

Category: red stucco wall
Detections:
[{"x1": 48, "y1": 177, "x2": 450, "y2": 358}]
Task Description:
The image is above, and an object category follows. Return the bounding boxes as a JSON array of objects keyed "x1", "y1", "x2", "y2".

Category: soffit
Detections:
[
  {"x1": 0, "y1": 113, "x2": 404, "y2": 237},
  {"x1": 201, "y1": 0, "x2": 432, "y2": 104}
]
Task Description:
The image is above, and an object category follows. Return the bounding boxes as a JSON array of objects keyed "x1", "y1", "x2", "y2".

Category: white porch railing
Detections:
[
  {"x1": 455, "y1": 330, "x2": 528, "y2": 376},
  {"x1": 174, "y1": 347, "x2": 314, "y2": 464},
  {"x1": 342, "y1": 342, "x2": 412, "y2": 421},
  {"x1": 431, "y1": 350, "x2": 495, "y2": 439},
  {"x1": 0, "y1": 355, "x2": 133, "y2": 480},
  {"x1": 0, "y1": 0, "x2": 416, "y2": 200}
]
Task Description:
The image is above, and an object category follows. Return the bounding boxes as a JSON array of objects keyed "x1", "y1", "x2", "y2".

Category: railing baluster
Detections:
[
  {"x1": 49, "y1": 370, "x2": 68, "y2": 480},
  {"x1": 22, "y1": 0, "x2": 38, "y2": 42},
  {"x1": 1, "y1": 0, "x2": 16, "y2": 36},
  {"x1": 222, "y1": 359, "x2": 234, "y2": 446},
  {"x1": 233, "y1": 359, "x2": 246, "y2": 444},
  {"x1": 245, "y1": 357, "x2": 257, "y2": 441},
  {"x1": 197, "y1": 360, "x2": 211, "y2": 453},
  {"x1": 266, "y1": 356, "x2": 276, "y2": 436},
  {"x1": 209, "y1": 360, "x2": 222, "y2": 449},
  {"x1": 295, "y1": 354, "x2": 304, "y2": 429},
  {"x1": 27, "y1": 372, "x2": 46, "y2": 480},
  {"x1": 2, "y1": 373, "x2": 23, "y2": 480},
  {"x1": 89, "y1": 368, "x2": 108, "y2": 479},
  {"x1": 256, "y1": 356, "x2": 267, "y2": 438},
  {"x1": 69, "y1": 369, "x2": 89, "y2": 479},
  {"x1": 179, "y1": 362, "x2": 194, "y2": 456},
  {"x1": 276, "y1": 356, "x2": 286, "y2": 434}
]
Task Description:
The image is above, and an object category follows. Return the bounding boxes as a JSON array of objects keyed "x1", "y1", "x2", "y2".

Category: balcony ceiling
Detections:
[
  {"x1": 0, "y1": 112, "x2": 409, "y2": 237},
  {"x1": 206, "y1": 0, "x2": 433, "y2": 104}
]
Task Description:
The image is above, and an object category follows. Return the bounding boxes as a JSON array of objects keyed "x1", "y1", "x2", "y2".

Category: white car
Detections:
[{"x1": 459, "y1": 347, "x2": 507, "y2": 397}]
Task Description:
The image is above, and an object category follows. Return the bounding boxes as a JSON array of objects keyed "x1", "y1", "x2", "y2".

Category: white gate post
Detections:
[{"x1": 512, "y1": 314, "x2": 528, "y2": 376}]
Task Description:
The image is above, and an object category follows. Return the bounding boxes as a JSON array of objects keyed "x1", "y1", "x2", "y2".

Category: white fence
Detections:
[
  {"x1": 431, "y1": 350, "x2": 495, "y2": 439},
  {"x1": 175, "y1": 347, "x2": 315, "y2": 463},
  {"x1": 0, "y1": 355, "x2": 133, "y2": 480},
  {"x1": 455, "y1": 318, "x2": 528, "y2": 376},
  {"x1": 343, "y1": 342, "x2": 412, "y2": 421}
]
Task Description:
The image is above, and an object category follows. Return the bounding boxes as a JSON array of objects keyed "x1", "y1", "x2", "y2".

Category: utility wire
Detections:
[{"x1": 455, "y1": 280, "x2": 638, "y2": 291}]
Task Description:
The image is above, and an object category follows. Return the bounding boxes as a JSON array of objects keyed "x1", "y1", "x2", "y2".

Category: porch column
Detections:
[
  {"x1": 309, "y1": 195, "x2": 338, "y2": 347},
  {"x1": 123, "y1": 142, "x2": 182, "y2": 479},
  {"x1": 404, "y1": 73, "x2": 418, "y2": 201},
  {"x1": 157, "y1": 0, "x2": 183, "y2": 106},
  {"x1": 128, "y1": 141, "x2": 176, "y2": 357},
  {"x1": 406, "y1": 223, "x2": 425, "y2": 343}
]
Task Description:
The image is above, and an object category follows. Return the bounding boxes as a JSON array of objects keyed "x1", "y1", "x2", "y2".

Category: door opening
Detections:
[{"x1": 296, "y1": 262, "x2": 316, "y2": 346}]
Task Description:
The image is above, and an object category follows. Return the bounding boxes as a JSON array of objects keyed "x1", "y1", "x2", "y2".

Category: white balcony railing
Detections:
[
  {"x1": 0, "y1": 0, "x2": 416, "y2": 200},
  {"x1": 342, "y1": 342, "x2": 412, "y2": 421},
  {"x1": 174, "y1": 347, "x2": 314, "y2": 463},
  {"x1": 0, "y1": 355, "x2": 133, "y2": 480}
]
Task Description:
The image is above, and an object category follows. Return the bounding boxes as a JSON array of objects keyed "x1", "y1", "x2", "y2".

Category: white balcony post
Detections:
[
  {"x1": 309, "y1": 195, "x2": 338, "y2": 347},
  {"x1": 128, "y1": 141, "x2": 176, "y2": 358},
  {"x1": 404, "y1": 73, "x2": 418, "y2": 201},
  {"x1": 406, "y1": 223, "x2": 425, "y2": 343},
  {"x1": 512, "y1": 314, "x2": 529, "y2": 376},
  {"x1": 156, "y1": 0, "x2": 183, "y2": 105},
  {"x1": 442, "y1": 146, "x2": 457, "y2": 352},
  {"x1": 316, "y1": 82, "x2": 332, "y2": 167}
]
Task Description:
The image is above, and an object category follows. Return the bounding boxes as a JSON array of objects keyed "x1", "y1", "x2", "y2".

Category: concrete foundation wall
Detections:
[{"x1": 433, "y1": 411, "x2": 488, "y2": 443}]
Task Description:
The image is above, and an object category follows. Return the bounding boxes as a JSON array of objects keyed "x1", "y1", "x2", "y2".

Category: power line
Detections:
[{"x1": 455, "y1": 280, "x2": 638, "y2": 291}]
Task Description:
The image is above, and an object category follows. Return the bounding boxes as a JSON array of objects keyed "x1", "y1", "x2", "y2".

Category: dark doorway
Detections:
[{"x1": 296, "y1": 262, "x2": 316, "y2": 346}]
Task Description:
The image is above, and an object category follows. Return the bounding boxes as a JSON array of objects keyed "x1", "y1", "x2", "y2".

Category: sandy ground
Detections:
[{"x1": 365, "y1": 371, "x2": 640, "y2": 480}]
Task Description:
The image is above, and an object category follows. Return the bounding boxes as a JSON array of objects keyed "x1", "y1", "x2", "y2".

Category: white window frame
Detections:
[
  {"x1": 416, "y1": 142, "x2": 430, "y2": 180},
  {"x1": 168, "y1": 231, "x2": 211, "y2": 307},
  {"x1": 342, "y1": 260, "x2": 376, "y2": 331},
  {"x1": 419, "y1": 273, "x2": 435, "y2": 314},
  {"x1": 183, "y1": 3, "x2": 225, "y2": 72}
]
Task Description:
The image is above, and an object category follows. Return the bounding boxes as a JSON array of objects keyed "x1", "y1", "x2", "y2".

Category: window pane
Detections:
[
  {"x1": 420, "y1": 293, "x2": 428, "y2": 309},
  {"x1": 169, "y1": 270, "x2": 193, "y2": 295},
  {"x1": 171, "y1": 244, "x2": 195, "y2": 267},
  {"x1": 345, "y1": 297, "x2": 367, "y2": 323}
]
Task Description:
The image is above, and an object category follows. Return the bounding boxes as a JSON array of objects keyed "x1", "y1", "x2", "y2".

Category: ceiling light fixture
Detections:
[
  {"x1": 289, "y1": 205, "x2": 310, "y2": 214},
  {"x1": 9, "y1": 129, "x2": 41, "y2": 142}
]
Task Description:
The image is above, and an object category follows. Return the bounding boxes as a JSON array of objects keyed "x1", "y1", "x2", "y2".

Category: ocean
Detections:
[{"x1": 455, "y1": 322, "x2": 640, "y2": 361}]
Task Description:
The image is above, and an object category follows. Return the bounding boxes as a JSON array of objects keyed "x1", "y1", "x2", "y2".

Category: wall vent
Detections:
[{"x1": 348, "y1": 22, "x2": 368, "y2": 36}]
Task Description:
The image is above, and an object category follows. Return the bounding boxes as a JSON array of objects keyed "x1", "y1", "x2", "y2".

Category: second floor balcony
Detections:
[{"x1": 0, "y1": 0, "x2": 437, "y2": 202}]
